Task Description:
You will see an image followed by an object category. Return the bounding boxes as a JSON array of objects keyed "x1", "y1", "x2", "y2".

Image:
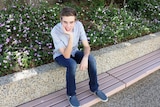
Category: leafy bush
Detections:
[
  {"x1": 0, "y1": 1, "x2": 159, "y2": 76},
  {"x1": 0, "y1": 3, "x2": 60, "y2": 75},
  {"x1": 127, "y1": 0, "x2": 160, "y2": 20}
]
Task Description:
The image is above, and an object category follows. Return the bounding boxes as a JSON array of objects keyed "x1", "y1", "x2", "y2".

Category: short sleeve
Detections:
[{"x1": 51, "y1": 29, "x2": 65, "y2": 51}]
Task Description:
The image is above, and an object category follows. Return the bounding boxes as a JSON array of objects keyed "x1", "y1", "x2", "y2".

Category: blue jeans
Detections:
[{"x1": 55, "y1": 51, "x2": 99, "y2": 96}]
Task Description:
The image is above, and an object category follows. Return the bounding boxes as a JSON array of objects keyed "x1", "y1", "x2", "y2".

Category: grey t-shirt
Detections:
[{"x1": 51, "y1": 21, "x2": 87, "y2": 59}]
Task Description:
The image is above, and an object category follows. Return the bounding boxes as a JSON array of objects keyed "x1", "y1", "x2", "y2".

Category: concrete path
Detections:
[{"x1": 92, "y1": 70, "x2": 160, "y2": 107}]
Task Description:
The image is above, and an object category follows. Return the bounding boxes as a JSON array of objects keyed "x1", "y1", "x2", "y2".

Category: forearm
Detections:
[
  {"x1": 83, "y1": 46, "x2": 90, "y2": 57},
  {"x1": 79, "y1": 46, "x2": 90, "y2": 71},
  {"x1": 63, "y1": 37, "x2": 73, "y2": 58}
]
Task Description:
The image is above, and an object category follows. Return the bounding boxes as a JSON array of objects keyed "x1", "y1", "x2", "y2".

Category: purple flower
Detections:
[
  {"x1": 30, "y1": 44, "x2": 33, "y2": 48},
  {"x1": 18, "y1": 57, "x2": 23, "y2": 66},
  {"x1": 0, "y1": 23, "x2": 5, "y2": 27},
  {"x1": 12, "y1": 5, "x2": 16, "y2": 8},
  {"x1": 10, "y1": 64, "x2": 13, "y2": 67},
  {"x1": 48, "y1": 46, "x2": 52, "y2": 49},
  {"x1": 13, "y1": 27, "x2": 16, "y2": 30},
  {"x1": 2, "y1": 8, "x2": 7, "y2": 11},
  {"x1": 27, "y1": 15, "x2": 30, "y2": 18},
  {"x1": 24, "y1": 50, "x2": 29, "y2": 55},
  {"x1": 23, "y1": 27, "x2": 30, "y2": 30},
  {"x1": 34, "y1": 53, "x2": 37, "y2": 56},
  {"x1": 6, "y1": 38, "x2": 10, "y2": 44},
  {"x1": 0, "y1": 44, "x2": 3, "y2": 48},
  {"x1": 153, "y1": 19, "x2": 159, "y2": 23}
]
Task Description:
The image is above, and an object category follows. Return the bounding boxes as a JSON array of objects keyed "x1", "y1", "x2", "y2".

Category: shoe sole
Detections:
[{"x1": 91, "y1": 91, "x2": 109, "y2": 102}]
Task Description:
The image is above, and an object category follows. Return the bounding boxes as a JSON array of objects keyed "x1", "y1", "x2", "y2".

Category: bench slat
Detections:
[
  {"x1": 109, "y1": 55, "x2": 160, "y2": 78},
  {"x1": 18, "y1": 89, "x2": 67, "y2": 107},
  {"x1": 123, "y1": 61, "x2": 160, "y2": 87},
  {"x1": 115, "y1": 57, "x2": 160, "y2": 80}
]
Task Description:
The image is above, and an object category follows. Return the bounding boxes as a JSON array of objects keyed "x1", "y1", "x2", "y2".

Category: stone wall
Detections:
[{"x1": 0, "y1": 32, "x2": 160, "y2": 107}]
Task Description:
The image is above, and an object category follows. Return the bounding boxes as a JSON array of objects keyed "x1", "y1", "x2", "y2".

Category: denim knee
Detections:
[
  {"x1": 88, "y1": 55, "x2": 96, "y2": 66},
  {"x1": 66, "y1": 59, "x2": 77, "y2": 75},
  {"x1": 88, "y1": 54, "x2": 97, "y2": 76}
]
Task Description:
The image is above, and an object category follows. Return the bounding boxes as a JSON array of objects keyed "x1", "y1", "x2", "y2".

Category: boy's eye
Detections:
[
  {"x1": 64, "y1": 21, "x2": 67, "y2": 24},
  {"x1": 70, "y1": 22, "x2": 74, "y2": 24}
]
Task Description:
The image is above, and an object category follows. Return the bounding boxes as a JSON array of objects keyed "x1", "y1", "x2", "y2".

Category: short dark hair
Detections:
[{"x1": 60, "y1": 7, "x2": 77, "y2": 19}]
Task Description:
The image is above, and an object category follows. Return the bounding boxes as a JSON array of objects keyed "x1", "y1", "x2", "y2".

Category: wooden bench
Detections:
[{"x1": 17, "y1": 49, "x2": 160, "y2": 107}]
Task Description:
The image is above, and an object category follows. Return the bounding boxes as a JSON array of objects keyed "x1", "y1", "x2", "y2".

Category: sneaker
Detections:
[
  {"x1": 67, "y1": 95, "x2": 80, "y2": 107},
  {"x1": 94, "y1": 90, "x2": 108, "y2": 102}
]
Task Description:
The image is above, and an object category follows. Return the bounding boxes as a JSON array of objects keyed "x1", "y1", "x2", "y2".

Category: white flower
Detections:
[
  {"x1": 3, "y1": 60, "x2": 7, "y2": 63},
  {"x1": 7, "y1": 29, "x2": 11, "y2": 32},
  {"x1": 6, "y1": 25, "x2": 10, "y2": 28},
  {"x1": 9, "y1": 14, "x2": 13, "y2": 18},
  {"x1": 13, "y1": 27, "x2": 16, "y2": 30}
]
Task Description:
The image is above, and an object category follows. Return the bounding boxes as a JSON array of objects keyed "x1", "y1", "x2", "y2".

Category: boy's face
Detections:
[{"x1": 61, "y1": 16, "x2": 76, "y2": 32}]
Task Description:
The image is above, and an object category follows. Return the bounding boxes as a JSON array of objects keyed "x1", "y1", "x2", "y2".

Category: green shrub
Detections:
[
  {"x1": 0, "y1": 3, "x2": 61, "y2": 75},
  {"x1": 127, "y1": 0, "x2": 160, "y2": 20}
]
